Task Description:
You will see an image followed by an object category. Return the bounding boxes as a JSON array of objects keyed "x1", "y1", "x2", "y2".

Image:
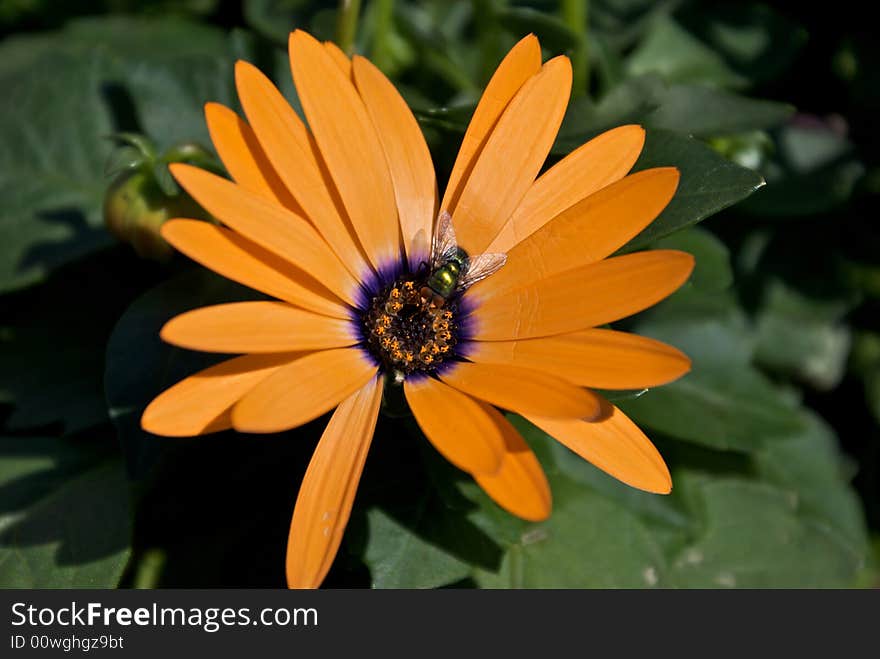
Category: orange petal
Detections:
[
  {"x1": 488, "y1": 125, "x2": 647, "y2": 252},
  {"x1": 472, "y1": 408, "x2": 551, "y2": 522},
  {"x1": 160, "y1": 302, "x2": 357, "y2": 354},
  {"x1": 480, "y1": 167, "x2": 680, "y2": 294},
  {"x1": 441, "y1": 34, "x2": 542, "y2": 215},
  {"x1": 170, "y1": 164, "x2": 359, "y2": 306},
  {"x1": 469, "y1": 329, "x2": 691, "y2": 389},
  {"x1": 527, "y1": 400, "x2": 672, "y2": 494},
  {"x1": 204, "y1": 102, "x2": 300, "y2": 212},
  {"x1": 471, "y1": 250, "x2": 695, "y2": 340},
  {"x1": 404, "y1": 377, "x2": 505, "y2": 475},
  {"x1": 141, "y1": 353, "x2": 298, "y2": 437},
  {"x1": 287, "y1": 375, "x2": 382, "y2": 589},
  {"x1": 452, "y1": 56, "x2": 572, "y2": 254},
  {"x1": 323, "y1": 40, "x2": 352, "y2": 77},
  {"x1": 353, "y1": 55, "x2": 437, "y2": 268},
  {"x1": 439, "y1": 361, "x2": 600, "y2": 419},
  {"x1": 232, "y1": 348, "x2": 377, "y2": 433},
  {"x1": 289, "y1": 30, "x2": 401, "y2": 268},
  {"x1": 161, "y1": 220, "x2": 347, "y2": 319},
  {"x1": 234, "y1": 60, "x2": 369, "y2": 279}
]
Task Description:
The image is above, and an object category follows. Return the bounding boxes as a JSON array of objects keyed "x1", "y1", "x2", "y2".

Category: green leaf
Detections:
[
  {"x1": 556, "y1": 76, "x2": 792, "y2": 147},
  {"x1": 754, "y1": 412, "x2": 868, "y2": 550},
  {"x1": 395, "y1": 1, "x2": 482, "y2": 97},
  {"x1": 753, "y1": 279, "x2": 853, "y2": 390},
  {"x1": 621, "y1": 283, "x2": 805, "y2": 453},
  {"x1": 645, "y1": 84, "x2": 793, "y2": 138},
  {"x1": 852, "y1": 333, "x2": 880, "y2": 424},
  {"x1": 467, "y1": 420, "x2": 867, "y2": 587},
  {"x1": 0, "y1": 17, "x2": 234, "y2": 293},
  {"x1": 669, "y1": 475, "x2": 864, "y2": 587},
  {"x1": 591, "y1": 0, "x2": 679, "y2": 51},
  {"x1": 243, "y1": 0, "x2": 311, "y2": 45},
  {"x1": 625, "y1": 15, "x2": 747, "y2": 89},
  {"x1": 497, "y1": 7, "x2": 580, "y2": 53},
  {"x1": 866, "y1": 369, "x2": 880, "y2": 425},
  {"x1": 354, "y1": 421, "x2": 506, "y2": 589},
  {"x1": 0, "y1": 249, "x2": 159, "y2": 434},
  {"x1": 678, "y1": 2, "x2": 807, "y2": 85},
  {"x1": 625, "y1": 227, "x2": 751, "y2": 368},
  {"x1": 468, "y1": 426, "x2": 673, "y2": 588},
  {"x1": 0, "y1": 47, "x2": 113, "y2": 294},
  {"x1": 63, "y1": 15, "x2": 229, "y2": 60},
  {"x1": 473, "y1": 482, "x2": 670, "y2": 588},
  {"x1": 0, "y1": 436, "x2": 131, "y2": 588},
  {"x1": 554, "y1": 74, "x2": 666, "y2": 149},
  {"x1": 624, "y1": 130, "x2": 765, "y2": 250},
  {"x1": 736, "y1": 227, "x2": 860, "y2": 390},
  {"x1": 362, "y1": 507, "x2": 474, "y2": 589},
  {"x1": 617, "y1": 364, "x2": 804, "y2": 452},
  {"x1": 356, "y1": 407, "x2": 867, "y2": 587},
  {"x1": 742, "y1": 122, "x2": 865, "y2": 217},
  {"x1": 634, "y1": 295, "x2": 754, "y2": 368},
  {"x1": 652, "y1": 227, "x2": 733, "y2": 292}
]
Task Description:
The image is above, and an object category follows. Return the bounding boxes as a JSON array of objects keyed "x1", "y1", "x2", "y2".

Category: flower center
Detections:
[{"x1": 361, "y1": 275, "x2": 461, "y2": 377}]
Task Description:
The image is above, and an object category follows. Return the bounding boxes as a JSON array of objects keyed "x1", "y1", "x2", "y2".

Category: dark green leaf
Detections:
[
  {"x1": 469, "y1": 433, "x2": 673, "y2": 588},
  {"x1": 0, "y1": 47, "x2": 113, "y2": 293},
  {"x1": 591, "y1": 0, "x2": 680, "y2": 51},
  {"x1": 754, "y1": 412, "x2": 868, "y2": 550},
  {"x1": 669, "y1": 475, "x2": 864, "y2": 587},
  {"x1": 467, "y1": 420, "x2": 866, "y2": 587},
  {"x1": 625, "y1": 15, "x2": 747, "y2": 89},
  {"x1": 0, "y1": 249, "x2": 159, "y2": 434},
  {"x1": 653, "y1": 227, "x2": 733, "y2": 292},
  {"x1": 0, "y1": 436, "x2": 131, "y2": 588},
  {"x1": 678, "y1": 3, "x2": 807, "y2": 85},
  {"x1": 362, "y1": 507, "x2": 475, "y2": 589},
  {"x1": 554, "y1": 74, "x2": 666, "y2": 150},
  {"x1": 497, "y1": 7, "x2": 580, "y2": 53},
  {"x1": 852, "y1": 333, "x2": 880, "y2": 424},
  {"x1": 634, "y1": 295, "x2": 754, "y2": 368},
  {"x1": 0, "y1": 17, "x2": 234, "y2": 293},
  {"x1": 622, "y1": 277, "x2": 803, "y2": 453},
  {"x1": 618, "y1": 364, "x2": 804, "y2": 452},
  {"x1": 742, "y1": 122, "x2": 865, "y2": 217},
  {"x1": 354, "y1": 421, "x2": 505, "y2": 589},
  {"x1": 624, "y1": 130, "x2": 765, "y2": 250},
  {"x1": 105, "y1": 268, "x2": 258, "y2": 479},
  {"x1": 473, "y1": 483, "x2": 670, "y2": 588},
  {"x1": 620, "y1": 240, "x2": 818, "y2": 454},
  {"x1": 753, "y1": 279, "x2": 853, "y2": 390},
  {"x1": 63, "y1": 16, "x2": 228, "y2": 60},
  {"x1": 645, "y1": 84, "x2": 793, "y2": 137},
  {"x1": 243, "y1": 0, "x2": 311, "y2": 45},
  {"x1": 556, "y1": 76, "x2": 792, "y2": 148}
]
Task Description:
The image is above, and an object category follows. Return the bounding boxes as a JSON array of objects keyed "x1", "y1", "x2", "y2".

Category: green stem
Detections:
[
  {"x1": 508, "y1": 544, "x2": 524, "y2": 588},
  {"x1": 371, "y1": 0, "x2": 395, "y2": 73},
  {"x1": 474, "y1": 0, "x2": 504, "y2": 84},
  {"x1": 561, "y1": 0, "x2": 589, "y2": 96},
  {"x1": 132, "y1": 548, "x2": 166, "y2": 589},
  {"x1": 335, "y1": 0, "x2": 362, "y2": 56}
]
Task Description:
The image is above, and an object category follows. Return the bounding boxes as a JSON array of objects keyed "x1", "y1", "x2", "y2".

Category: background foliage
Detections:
[{"x1": 1, "y1": 0, "x2": 877, "y2": 588}]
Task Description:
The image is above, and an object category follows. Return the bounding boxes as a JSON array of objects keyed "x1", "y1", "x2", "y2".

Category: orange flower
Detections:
[{"x1": 141, "y1": 31, "x2": 694, "y2": 588}]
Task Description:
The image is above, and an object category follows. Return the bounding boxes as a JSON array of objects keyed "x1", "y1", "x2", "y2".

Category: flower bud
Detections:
[{"x1": 102, "y1": 136, "x2": 217, "y2": 261}]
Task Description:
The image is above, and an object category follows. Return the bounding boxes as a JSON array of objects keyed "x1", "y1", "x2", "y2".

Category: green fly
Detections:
[{"x1": 420, "y1": 211, "x2": 508, "y2": 306}]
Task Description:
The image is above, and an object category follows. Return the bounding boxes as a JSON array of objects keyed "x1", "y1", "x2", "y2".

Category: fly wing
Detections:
[
  {"x1": 431, "y1": 211, "x2": 459, "y2": 268},
  {"x1": 459, "y1": 252, "x2": 508, "y2": 290}
]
